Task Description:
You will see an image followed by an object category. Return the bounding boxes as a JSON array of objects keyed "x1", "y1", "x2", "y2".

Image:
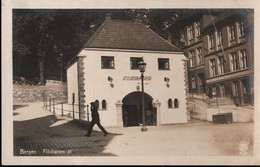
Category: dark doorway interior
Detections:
[{"x1": 122, "y1": 92, "x2": 156, "y2": 127}]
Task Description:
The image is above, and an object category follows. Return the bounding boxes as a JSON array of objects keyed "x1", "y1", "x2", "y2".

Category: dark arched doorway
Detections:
[{"x1": 122, "y1": 92, "x2": 156, "y2": 127}]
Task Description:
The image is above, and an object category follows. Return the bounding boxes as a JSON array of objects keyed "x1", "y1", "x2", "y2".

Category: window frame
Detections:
[
  {"x1": 188, "y1": 25, "x2": 194, "y2": 40},
  {"x1": 191, "y1": 76, "x2": 196, "y2": 89},
  {"x1": 101, "y1": 56, "x2": 115, "y2": 69},
  {"x1": 239, "y1": 49, "x2": 248, "y2": 69},
  {"x1": 195, "y1": 21, "x2": 201, "y2": 37},
  {"x1": 168, "y1": 98, "x2": 173, "y2": 108},
  {"x1": 217, "y1": 30, "x2": 223, "y2": 46},
  {"x1": 232, "y1": 82, "x2": 239, "y2": 97},
  {"x1": 174, "y1": 98, "x2": 179, "y2": 108},
  {"x1": 158, "y1": 58, "x2": 170, "y2": 70},
  {"x1": 218, "y1": 56, "x2": 225, "y2": 74},
  {"x1": 95, "y1": 100, "x2": 99, "y2": 110},
  {"x1": 238, "y1": 20, "x2": 245, "y2": 38},
  {"x1": 197, "y1": 47, "x2": 202, "y2": 65},
  {"x1": 210, "y1": 59, "x2": 216, "y2": 77},
  {"x1": 102, "y1": 100, "x2": 107, "y2": 110},
  {"x1": 229, "y1": 24, "x2": 236, "y2": 41},
  {"x1": 208, "y1": 32, "x2": 215, "y2": 49},
  {"x1": 130, "y1": 57, "x2": 143, "y2": 70},
  {"x1": 189, "y1": 50, "x2": 195, "y2": 67},
  {"x1": 230, "y1": 52, "x2": 238, "y2": 71}
]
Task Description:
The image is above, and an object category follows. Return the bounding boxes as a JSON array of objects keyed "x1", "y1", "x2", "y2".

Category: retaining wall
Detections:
[
  {"x1": 13, "y1": 81, "x2": 67, "y2": 103},
  {"x1": 188, "y1": 101, "x2": 254, "y2": 123}
]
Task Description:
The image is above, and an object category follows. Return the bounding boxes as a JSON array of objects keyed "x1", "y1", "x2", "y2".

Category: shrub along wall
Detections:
[{"x1": 13, "y1": 81, "x2": 67, "y2": 103}]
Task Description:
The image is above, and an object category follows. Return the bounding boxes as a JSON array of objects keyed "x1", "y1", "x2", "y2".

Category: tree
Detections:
[{"x1": 13, "y1": 9, "x2": 184, "y2": 84}]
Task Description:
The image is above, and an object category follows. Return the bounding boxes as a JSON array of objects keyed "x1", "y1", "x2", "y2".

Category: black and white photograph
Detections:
[{"x1": 2, "y1": 0, "x2": 260, "y2": 165}]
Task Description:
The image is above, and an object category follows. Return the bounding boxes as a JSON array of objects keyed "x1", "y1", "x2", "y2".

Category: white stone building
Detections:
[{"x1": 66, "y1": 16, "x2": 189, "y2": 127}]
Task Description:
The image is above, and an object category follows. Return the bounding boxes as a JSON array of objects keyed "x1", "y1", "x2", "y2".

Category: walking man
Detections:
[{"x1": 85, "y1": 102, "x2": 108, "y2": 137}]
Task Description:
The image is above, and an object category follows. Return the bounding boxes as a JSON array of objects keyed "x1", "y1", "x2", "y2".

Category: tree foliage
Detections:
[{"x1": 13, "y1": 9, "x2": 184, "y2": 84}]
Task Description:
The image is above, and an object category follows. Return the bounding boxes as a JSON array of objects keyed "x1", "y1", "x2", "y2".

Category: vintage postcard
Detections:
[{"x1": 2, "y1": 0, "x2": 260, "y2": 165}]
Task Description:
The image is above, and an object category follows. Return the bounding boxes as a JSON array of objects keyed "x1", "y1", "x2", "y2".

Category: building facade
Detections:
[
  {"x1": 66, "y1": 16, "x2": 189, "y2": 127},
  {"x1": 169, "y1": 11, "x2": 220, "y2": 96},
  {"x1": 203, "y1": 10, "x2": 254, "y2": 106},
  {"x1": 169, "y1": 9, "x2": 254, "y2": 106}
]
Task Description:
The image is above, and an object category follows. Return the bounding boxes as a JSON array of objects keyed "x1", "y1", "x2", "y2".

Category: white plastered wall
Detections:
[
  {"x1": 78, "y1": 49, "x2": 188, "y2": 126},
  {"x1": 67, "y1": 61, "x2": 79, "y2": 113}
]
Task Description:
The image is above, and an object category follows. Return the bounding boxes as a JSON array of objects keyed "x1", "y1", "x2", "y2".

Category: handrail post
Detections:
[
  {"x1": 79, "y1": 105, "x2": 81, "y2": 120},
  {"x1": 72, "y1": 103, "x2": 75, "y2": 119},
  {"x1": 53, "y1": 98, "x2": 55, "y2": 114},
  {"x1": 49, "y1": 98, "x2": 51, "y2": 111},
  {"x1": 45, "y1": 97, "x2": 47, "y2": 109},
  {"x1": 61, "y1": 102, "x2": 64, "y2": 116},
  {"x1": 216, "y1": 96, "x2": 218, "y2": 108},
  {"x1": 87, "y1": 105, "x2": 89, "y2": 121}
]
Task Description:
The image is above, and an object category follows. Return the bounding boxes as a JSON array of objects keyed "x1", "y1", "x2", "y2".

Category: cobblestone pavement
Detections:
[
  {"x1": 14, "y1": 135, "x2": 116, "y2": 156},
  {"x1": 13, "y1": 103, "x2": 254, "y2": 157}
]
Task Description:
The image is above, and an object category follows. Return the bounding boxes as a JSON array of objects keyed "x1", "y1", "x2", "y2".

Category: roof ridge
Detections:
[
  {"x1": 139, "y1": 22, "x2": 181, "y2": 52},
  {"x1": 84, "y1": 18, "x2": 108, "y2": 47},
  {"x1": 84, "y1": 18, "x2": 182, "y2": 52}
]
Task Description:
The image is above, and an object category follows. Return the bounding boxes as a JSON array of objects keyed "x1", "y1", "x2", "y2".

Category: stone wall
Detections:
[
  {"x1": 188, "y1": 101, "x2": 208, "y2": 121},
  {"x1": 188, "y1": 100, "x2": 254, "y2": 123},
  {"x1": 13, "y1": 82, "x2": 67, "y2": 103}
]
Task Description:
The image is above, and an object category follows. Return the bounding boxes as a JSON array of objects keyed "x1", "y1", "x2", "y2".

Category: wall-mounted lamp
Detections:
[
  {"x1": 110, "y1": 83, "x2": 114, "y2": 88},
  {"x1": 164, "y1": 77, "x2": 170, "y2": 88},
  {"x1": 108, "y1": 76, "x2": 113, "y2": 82},
  {"x1": 164, "y1": 77, "x2": 170, "y2": 82}
]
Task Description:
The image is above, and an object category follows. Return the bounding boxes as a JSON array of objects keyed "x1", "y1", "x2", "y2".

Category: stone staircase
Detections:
[
  {"x1": 207, "y1": 97, "x2": 235, "y2": 107},
  {"x1": 189, "y1": 93, "x2": 235, "y2": 107}
]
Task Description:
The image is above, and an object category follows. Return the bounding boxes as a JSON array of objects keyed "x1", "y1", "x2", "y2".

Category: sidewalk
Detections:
[{"x1": 13, "y1": 102, "x2": 254, "y2": 156}]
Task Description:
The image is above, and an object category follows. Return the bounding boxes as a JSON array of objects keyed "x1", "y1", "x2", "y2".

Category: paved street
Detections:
[{"x1": 13, "y1": 102, "x2": 254, "y2": 156}]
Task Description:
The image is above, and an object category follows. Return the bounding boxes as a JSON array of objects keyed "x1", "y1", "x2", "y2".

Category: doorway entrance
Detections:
[{"x1": 122, "y1": 92, "x2": 156, "y2": 127}]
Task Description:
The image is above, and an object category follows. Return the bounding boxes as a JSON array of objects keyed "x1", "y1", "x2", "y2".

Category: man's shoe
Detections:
[
  {"x1": 85, "y1": 134, "x2": 90, "y2": 137},
  {"x1": 104, "y1": 133, "x2": 108, "y2": 136}
]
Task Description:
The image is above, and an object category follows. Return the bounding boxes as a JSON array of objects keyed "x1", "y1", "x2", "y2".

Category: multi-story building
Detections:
[
  {"x1": 203, "y1": 9, "x2": 254, "y2": 106},
  {"x1": 169, "y1": 9, "x2": 254, "y2": 107},
  {"x1": 169, "y1": 10, "x2": 220, "y2": 96}
]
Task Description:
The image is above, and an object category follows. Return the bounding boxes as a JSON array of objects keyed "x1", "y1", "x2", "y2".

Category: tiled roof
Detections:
[
  {"x1": 203, "y1": 9, "x2": 251, "y2": 31},
  {"x1": 84, "y1": 18, "x2": 181, "y2": 52}
]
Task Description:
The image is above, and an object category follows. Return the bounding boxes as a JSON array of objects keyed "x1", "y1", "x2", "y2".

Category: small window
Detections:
[
  {"x1": 208, "y1": 32, "x2": 214, "y2": 49},
  {"x1": 230, "y1": 52, "x2": 238, "y2": 71},
  {"x1": 195, "y1": 21, "x2": 201, "y2": 37},
  {"x1": 188, "y1": 25, "x2": 194, "y2": 40},
  {"x1": 197, "y1": 48, "x2": 202, "y2": 65},
  {"x1": 101, "y1": 56, "x2": 114, "y2": 69},
  {"x1": 212, "y1": 86, "x2": 217, "y2": 96},
  {"x1": 238, "y1": 20, "x2": 245, "y2": 37},
  {"x1": 158, "y1": 58, "x2": 170, "y2": 70},
  {"x1": 229, "y1": 24, "x2": 236, "y2": 40},
  {"x1": 168, "y1": 99, "x2": 173, "y2": 108},
  {"x1": 102, "y1": 100, "x2": 107, "y2": 110},
  {"x1": 239, "y1": 49, "x2": 248, "y2": 69},
  {"x1": 191, "y1": 76, "x2": 196, "y2": 89},
  {"x1": 232, "y1": 82, "x2": 239, "y2": 97},
  {"x1": 218, "y1": 56, "x2": 225, "y2": 74},
  {"x1": 174, "y1": 99, "x2": 179, "y2": 108},
  {"x1": 189, "y1": 50, "x2": 195, "y2": 67},
  {"x1": 95, "y1": 100, "x2": 99, "y2": 109},
  {"x1": 210, "y1": 59, "x2": 216, "y2": 76},
  {"x1": 217, "y1": 30, "x2": 223, "y2": 46},
  {"x1": 130, "y1": 57, "x2": 142, "y2": 69}
]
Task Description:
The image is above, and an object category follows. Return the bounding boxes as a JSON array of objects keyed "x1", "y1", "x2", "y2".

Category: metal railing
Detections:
[{"x1": 43, "y1": 97, "x2": 90, "y2": 121}]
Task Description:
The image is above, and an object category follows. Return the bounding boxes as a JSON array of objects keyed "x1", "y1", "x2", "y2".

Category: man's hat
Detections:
[{"x1": 90, "y1": 102, "x2": 95, "y2": 106}]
